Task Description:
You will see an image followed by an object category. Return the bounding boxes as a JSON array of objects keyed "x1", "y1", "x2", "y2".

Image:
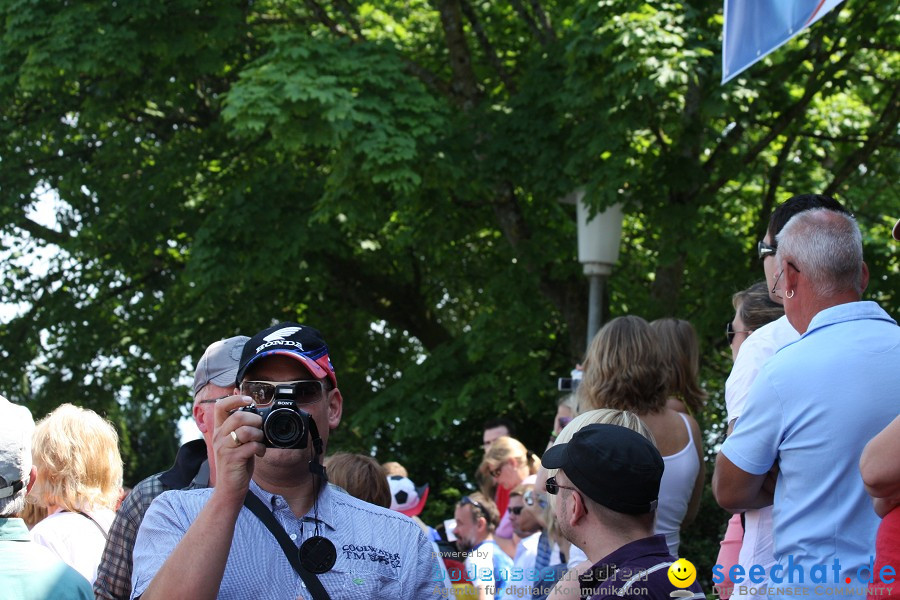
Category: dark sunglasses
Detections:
[
  {"x1": 239, "y1": 379, "x2": 327, "y2": 406},
  {"x1": 758, "y1": 239, "x2": 777, "y2": 260},
  {"x1": 460, "y1": 495, "x2": 487, "y2": 519},
  {"x1": 488, "y1": 463, "x2": 505, "y2": 478},
  {"x1": 545, "y1": 476, "x2": 579, "y2": 496},
  {"x1": 508, "y1": 506, "x2": 524, "y2": 515},
  {"x1": 726, "y1": 321, "x2": 752, "y2": 345}
]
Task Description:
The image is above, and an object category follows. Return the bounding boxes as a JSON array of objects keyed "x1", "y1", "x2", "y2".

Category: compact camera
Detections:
[
  {"x1": 557, "y1": 377, "x2": 580, "y2": 393},
  {"x1": 240, "y1": 394, "x2": 311, "y2": 449}
]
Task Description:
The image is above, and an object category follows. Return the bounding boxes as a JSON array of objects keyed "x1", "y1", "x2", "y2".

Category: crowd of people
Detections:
[{"x1": 0, "y1": 194, "x2": 897, "y2": 600}]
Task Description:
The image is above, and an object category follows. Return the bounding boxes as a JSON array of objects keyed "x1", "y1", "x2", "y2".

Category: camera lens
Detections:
[{"x1": 265, "y1": 408, "x2": 306, "y2": 448}]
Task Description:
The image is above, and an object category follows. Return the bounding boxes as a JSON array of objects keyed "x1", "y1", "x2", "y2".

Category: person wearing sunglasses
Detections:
[
  {"x1": 715, "y1": 208, "x2": 899, "y2": 600},
  {"x1": 714, "y1": 282, "x2": 783, "y2": 599},
  {"x1": 131, "y1": 322, "x2": 450, "y2": 600},
  {"x1": 502, "y1": 484, "x2": 545, "y2": 599},
  {"x1": 542, "y1": 423, "x2": 705, "y2": 600},
  {"x1": 453, "y1": 492, "x2": 514, "y2": 600},
  {"x1": 721, "y1": 194, "x2": 852, "y2": 600}
]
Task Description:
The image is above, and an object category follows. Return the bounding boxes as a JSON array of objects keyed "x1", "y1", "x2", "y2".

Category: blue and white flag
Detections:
[{"x1": 722, "y1": 0, "x2": 847, "y2": 83}]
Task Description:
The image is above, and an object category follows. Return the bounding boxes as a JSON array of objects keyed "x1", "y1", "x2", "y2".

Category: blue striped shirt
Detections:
[{"x1": 132, "y1": 480, "x2": 449, "y2": 599}]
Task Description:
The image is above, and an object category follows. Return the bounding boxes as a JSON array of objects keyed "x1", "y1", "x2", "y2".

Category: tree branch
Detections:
[
  {"x1": 305, "y1": 0, "x2": 345, "y2": 37},
  {"x1": 14, "y1": 216, "x2": 72, "y2": 247},
  {"x1": 433, "y1": 0, "x2": 481, "y2": 109},
  {"x1": 491, "y1": 184, "x2": 587, "y2": 360},
  {"x1": 824, "y1": 84, "x2": 900, "y2": 196},
  {"x1": 702, "y1": 49, "x2": 854, "y2": 197},
  {"x1": 509, "y1": 0, "x2": 546, "y2": 46},
  {"x1": 459, "y1": 0, "x2": 515, "y2": 92},
  {"x1": 528, "y1": 0, "x2": 555, "y2": 43},
  {"x1": 759, "y1": 130, "x2": 798, "y2": 233},
  {"x1": 331, "y1": 0, "x2": 363, "y2": 38}
]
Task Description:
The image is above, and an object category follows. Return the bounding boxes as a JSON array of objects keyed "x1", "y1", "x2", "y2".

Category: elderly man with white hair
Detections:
[{"x1": 714, "y1": 208, "x2": 900, "y2": 600}]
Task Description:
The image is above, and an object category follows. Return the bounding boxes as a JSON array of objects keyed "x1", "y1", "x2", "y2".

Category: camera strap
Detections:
[{"x1": 243, "y1": 491, "x2": 332, "y2": 600}]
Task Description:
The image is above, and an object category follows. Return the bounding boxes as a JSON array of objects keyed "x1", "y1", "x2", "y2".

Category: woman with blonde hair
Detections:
[
  {"x1": 577, "y1": 315, "x2": 704, "y2": 557},
  {"x1": 650, "y1": 318, "x2": 708, "y2": 415},
  {"x1": 480, "y1": 436, "x2": 540, "y2": 497},
  {"x1": 28, "y1": 403, "x2": 123, "y2": 583},
  {"x1": 480, "y1": 436, "x2": 540, "y2": 557}
]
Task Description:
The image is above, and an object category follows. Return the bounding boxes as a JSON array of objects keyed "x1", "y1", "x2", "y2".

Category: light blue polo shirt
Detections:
[
  {"x1": 132, "y1": 480, "x2": 448, "y2": 599},
  {"x1": 722, "y1": 301, "x2": 900, "y2": 598}
]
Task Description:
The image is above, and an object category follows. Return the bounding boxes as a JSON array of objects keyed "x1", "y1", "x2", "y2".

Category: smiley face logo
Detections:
[{"x1": 667, "y1": 558, "x2": 697, "y2": 588}]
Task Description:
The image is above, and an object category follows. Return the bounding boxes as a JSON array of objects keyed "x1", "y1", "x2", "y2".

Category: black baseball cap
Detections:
[
  {"x1": 236, "y1": 322, "x2": 337, "y2": 388},
  {"x1": 541, "y1": 423, "x2": 664, "y2": 515}
]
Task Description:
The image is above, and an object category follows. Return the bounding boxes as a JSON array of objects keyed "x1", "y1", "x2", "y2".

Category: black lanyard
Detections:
[
  {"x1": 60, "y1": 510, "x2": 108, "y2": 540},
  {"x1": 242, "y1": 492, "x2": 331, "y2": 600}
]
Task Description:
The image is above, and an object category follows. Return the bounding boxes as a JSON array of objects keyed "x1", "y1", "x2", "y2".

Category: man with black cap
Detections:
[
  {"x1": 131, "y1": 323, "x2": 448, "y2": 599},
  {"x1": 95, "y1": 335, "x2": 249, "y2": 600},
  {"x1": 542, "y1": 423, "x2": 705, "y2": 600}
]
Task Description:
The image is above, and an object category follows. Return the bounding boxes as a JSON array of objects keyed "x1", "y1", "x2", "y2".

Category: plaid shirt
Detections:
[{"x1": 93, "y1": 439, "x2": 210, "y2": 600}]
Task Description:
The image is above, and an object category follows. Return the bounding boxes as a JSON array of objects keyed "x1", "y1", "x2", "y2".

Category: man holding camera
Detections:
[{"x1": 131, "y1": 322, "x2": 448, "y2": 599}]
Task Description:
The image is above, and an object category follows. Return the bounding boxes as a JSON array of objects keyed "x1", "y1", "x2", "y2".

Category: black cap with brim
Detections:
[
  {"x1": 541, "y1": 423, "x2": 664, "y2": 515},
  {"x1": 237, "y1": 323, "x2": 337, "y2": 387}
]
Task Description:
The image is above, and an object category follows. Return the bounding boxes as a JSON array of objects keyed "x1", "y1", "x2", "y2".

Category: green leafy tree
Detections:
[{"x1": 1, "y1": 0, "x2": 897, "y2": 580}]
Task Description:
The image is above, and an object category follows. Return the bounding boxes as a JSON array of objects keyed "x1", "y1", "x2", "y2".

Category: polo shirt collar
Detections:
[
  {"x1": 805, "y1": 301, "x2": 896, "y2": 336},
  {"x1": 249, "y1": 478, "x2": 337, "y2": 531},
  {"x1": 0, "y1": 517, "x2": 30, "y2": 541}
]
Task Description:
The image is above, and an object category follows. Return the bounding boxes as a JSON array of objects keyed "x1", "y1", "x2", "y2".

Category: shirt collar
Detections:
[
  {"x1": 0, "y1": 517, "x2": 31, "y2": 541},
  {"x1": 579, "y1": 534, "x2": 671, "y2": 586},
  {"x1": 248, "y1": 478, "x2": 337, "y2": 531},
  {"x1": 804, "y1": 301, "x2": 896, "y2": 337}
]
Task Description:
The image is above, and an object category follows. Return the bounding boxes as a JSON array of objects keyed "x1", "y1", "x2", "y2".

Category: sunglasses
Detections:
[
  {"x1": 523, "y1": 489, "x2": 548, "y2": 510},
  {"x1": 757, "y1": 239, "x2": 777, "y2": 260},
  {"x1": 239, "y1": 379, "x2": 327, "y2": 406},
  {"x1": 488, "y1": 463, "x2": 505, "y2": 478},
  {"x1": 771, "y1": 261, "x2": 801, "y2": 299},
  {"x1": 726, "y1": 321, "x2": 752, "y2": 345},
  {"x1": 460, "y1": 495, "x2": 487, "y2": 519},
  {"x1": 545, "y1": 476, "x2": 579, "y2": 496},
  {"x1": 508, "y1": 505, "x2": 524, "y2": 515}
]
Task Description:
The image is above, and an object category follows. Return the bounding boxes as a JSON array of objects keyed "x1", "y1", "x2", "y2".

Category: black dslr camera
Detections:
[{"x1": 241, "y1": 384, "x2": 311, "y2": 449}]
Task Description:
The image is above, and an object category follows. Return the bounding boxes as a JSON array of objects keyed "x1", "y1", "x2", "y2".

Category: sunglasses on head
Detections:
[
  {"x1": 460, "y1": 495, "x2": 487, "y2": 519},
  {"x1": 725, "y1": 321, "x2": 752, "y2": 345},
  {"x1": 523, "y1": 489, "x2": 548, "y2": 509},
  {"x1": 758, "y1": 239, "x2": 777, "y2": 260},
  {"x1": 239, "y1": 379, "x2": 327, "y2": 406}
]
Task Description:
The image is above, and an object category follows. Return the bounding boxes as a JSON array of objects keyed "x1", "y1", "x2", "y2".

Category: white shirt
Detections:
[
  {"x1": 724, "y1": 314, "x2": 798, "y2": 600},
  {"x1": 724, "y1": 315, "x2": 799, "y2": 423},
  {"x1": 507, "y1": 531, "x2": 541, "y2": 596},
  {"x1": 30, "y1": 507, "x2": 115, "y2": 583}
]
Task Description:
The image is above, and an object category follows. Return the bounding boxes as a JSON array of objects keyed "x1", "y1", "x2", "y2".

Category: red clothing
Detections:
[
  {"x1": 495, "y1": 484, "x2": 509, "y2": 516},
  {"x1": 869, "y1": 506, "x2": 900, "y2": 598}
]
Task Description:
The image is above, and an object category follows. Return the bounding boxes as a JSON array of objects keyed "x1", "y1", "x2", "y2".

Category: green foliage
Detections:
[{"x1": 0, "y1": 0, "x2": 897, "y2": 581}]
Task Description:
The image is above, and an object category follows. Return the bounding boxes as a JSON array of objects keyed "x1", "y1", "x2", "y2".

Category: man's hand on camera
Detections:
[{"x1": 213, "y1": 395, "x2": 265, "y2": 503}]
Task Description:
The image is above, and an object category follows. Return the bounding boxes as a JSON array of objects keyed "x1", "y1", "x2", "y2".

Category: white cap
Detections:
[{"x1": 0, "y1": 396, "x2": 35, "y2": 499}]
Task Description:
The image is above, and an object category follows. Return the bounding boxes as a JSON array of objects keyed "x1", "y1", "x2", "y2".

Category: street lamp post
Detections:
[{"x1": 569, "y1": 191, "x2": 624, "y2": 350}]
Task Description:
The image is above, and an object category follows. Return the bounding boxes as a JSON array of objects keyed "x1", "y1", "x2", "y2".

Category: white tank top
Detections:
[{"x1": 655, "y1": 412, "x2": 700, "y2": 557}]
